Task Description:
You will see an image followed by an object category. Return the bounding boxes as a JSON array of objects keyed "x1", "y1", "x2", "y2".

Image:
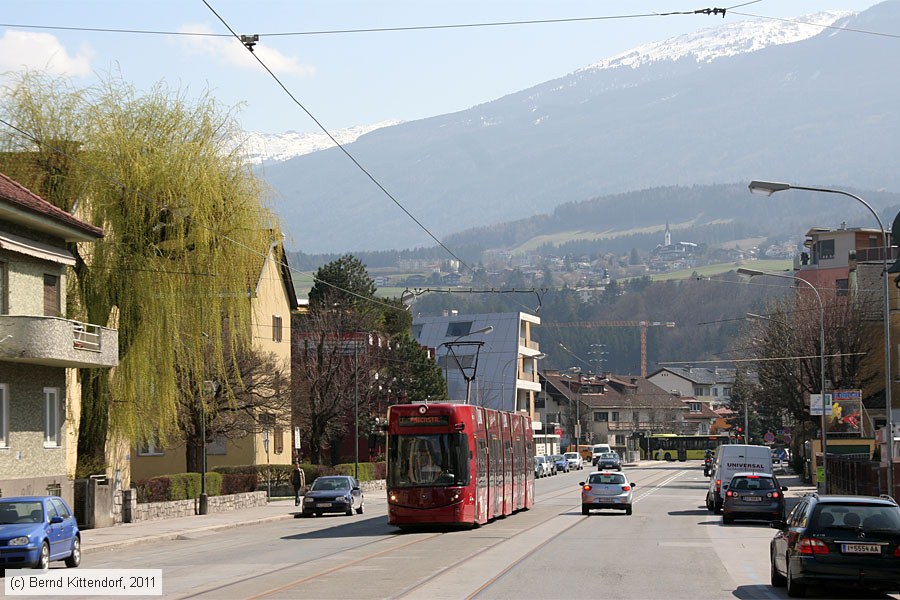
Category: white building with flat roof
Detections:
[{"x1": 413, "y1": 311, "x2": 542, "y2": 422}]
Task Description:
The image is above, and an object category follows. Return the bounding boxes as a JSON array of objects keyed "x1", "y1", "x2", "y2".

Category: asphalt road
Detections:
[{"x1": 70, "y1": 462, "x2": 899, "y2": 600}]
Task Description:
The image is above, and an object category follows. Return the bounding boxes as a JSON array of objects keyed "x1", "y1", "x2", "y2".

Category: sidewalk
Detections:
[{"x1": 80, "y1": 499, "x2": 299, "y2": 555}]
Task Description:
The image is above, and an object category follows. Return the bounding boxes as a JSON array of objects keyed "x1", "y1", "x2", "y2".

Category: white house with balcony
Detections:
[
  {"x1": 0, "y1": 172, "x2": 118, "y2": 504},
  {"x1": 412, "y1": 311, "x2": 542, "y2": 420}
]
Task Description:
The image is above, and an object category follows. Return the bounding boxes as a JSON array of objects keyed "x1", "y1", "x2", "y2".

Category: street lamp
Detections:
[
  {"x1": 749, "y1": 180, "x2": 894, "y2": 494},
  {"x1": 441, "y1": 326, "x2": 494, "y2": 404},
  {"x1": 739, "y1": 267, "x2": 827, "y2": 491}
]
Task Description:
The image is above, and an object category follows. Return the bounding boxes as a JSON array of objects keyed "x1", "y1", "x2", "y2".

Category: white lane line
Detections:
[{"x1": 634, "y1": 470, "x2": 687, "y2": 504}]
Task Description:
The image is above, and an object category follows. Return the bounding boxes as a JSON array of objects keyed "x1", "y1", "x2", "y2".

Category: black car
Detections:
[
  {"x1": 300, "y1": 475, "x2": 365, "y2": 517},
  {"x1": 722, "y1": 472, "x2": 787, "y2": 525},
  {"x1": 770, "y1": 493, "x2": 900, "y2": 597},
  {"x1": 594, "y1": 452, "x2": 622, "y2": 471}
]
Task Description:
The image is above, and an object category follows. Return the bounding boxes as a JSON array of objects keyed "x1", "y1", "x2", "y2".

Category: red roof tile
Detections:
[{"x1": 0, "y1": 171, "x2": 102, "y2": 238}]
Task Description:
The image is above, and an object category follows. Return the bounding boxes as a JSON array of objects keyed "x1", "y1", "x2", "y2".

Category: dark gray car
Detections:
[
  {"x1": 595, "y1": 452, "x2": 622, "y2": 471},
  {"x1": 722, "y1": 472, "x2": 786, "y2": 524},
  {"x1": 300, "y1": 475, "x2": 364, "y2": 517}
]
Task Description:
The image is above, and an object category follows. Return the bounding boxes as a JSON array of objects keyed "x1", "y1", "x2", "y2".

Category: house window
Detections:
[
  {"x1": 43, "y1": 274, "x2": 60, "y2": 316},
  {"x1": 690, "y1": 402, "x2": 701, "y2": 413},
  {"x1": 836, "y1": 279, "x2": 849, "y2": 297},
  {"x1": 274, "y1": 425, "x2": 284, "y2": 454},
  {"x1": 614, "y1": 435, "x2": 625, "y2": 445},
  {"x1": 0, "y1": 384, "x2": 7, "y2": 447},
  {"x1": 611, "y1": 411, "x2": 619, "y2": 422},
  {"x1": 713, "y1": 389, "x2": 719, "y2": 397},
  {"x1": 138, "y1": 434, "x2": 164, "y2": 456},
  {"x1": 43, "y1": 387, "x2": 61, "y2": 447},
  {"x1": 815, "y1": 239, "x2": 835, "y2": 261},
  {"x1": 594, "y1": 411, "x2": 608, "y2": 422},
  {"x1": 272, "y1": 315, "x2": 283, "y2": 342},
  {"x1": 445, "y1": 322, "x2": 472, "y2": 337}
]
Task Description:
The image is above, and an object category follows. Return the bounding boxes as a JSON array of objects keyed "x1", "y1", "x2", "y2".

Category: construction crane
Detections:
[{"x1": 545, "y1": 321, "x2": 676, "y2": 377}]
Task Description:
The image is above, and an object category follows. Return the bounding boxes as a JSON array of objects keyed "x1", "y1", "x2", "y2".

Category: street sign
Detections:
[
  {"x1": 294, "y1": 426, "x2": 301, "y2": 450},
  {"x1": 764, "y1": 431, "x2": 775, "y2": 444},
  {"x1": 810, "y1": 394, "x2": 833, "y2": 416}
]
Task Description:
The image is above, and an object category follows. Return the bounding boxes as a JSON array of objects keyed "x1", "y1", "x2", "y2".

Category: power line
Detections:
[
  {"x1": 0, "y1": 116, "x2": 405, "y2": 314},
  {"x1": 201, "y1": 0, "x2": 474, "y2": 274},
  {"x1": 729, "y1": 10, "x2": 900, "y2": 40},
  {"x1": 0, "y1": 8, "x2": 738, "y2": 39}
]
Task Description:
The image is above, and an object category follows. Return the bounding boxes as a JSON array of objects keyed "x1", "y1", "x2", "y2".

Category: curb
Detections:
[{"x1": 82, "y1": 512, "x2": 296, "y2": 555}]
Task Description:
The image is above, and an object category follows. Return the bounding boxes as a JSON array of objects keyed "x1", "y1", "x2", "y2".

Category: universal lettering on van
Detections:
[{"x1": 725, "y1": 462, "x2": 766, "y2": 470}]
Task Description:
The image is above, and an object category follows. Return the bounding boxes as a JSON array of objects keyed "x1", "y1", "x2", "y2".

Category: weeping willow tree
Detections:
[{"x1": 0, "y1": 71, "x2": 279, "y2": 474}]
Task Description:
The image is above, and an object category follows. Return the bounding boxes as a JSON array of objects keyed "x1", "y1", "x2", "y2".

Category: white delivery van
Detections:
[
  {"x1": 590, "y1": 444, "x2": 612, "y2": 465},
  {"x1": 706, "y1": 444, "x2": 772, "y2": 513}
]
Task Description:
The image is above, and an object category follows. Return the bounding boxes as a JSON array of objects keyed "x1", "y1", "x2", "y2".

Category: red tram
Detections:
[{"x1": 386, "y1": 403, "x2": 534, "y2": 528}]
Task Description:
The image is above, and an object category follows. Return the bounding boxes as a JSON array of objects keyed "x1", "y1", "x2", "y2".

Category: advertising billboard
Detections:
[{"x1": 827, "y1": 390, "x2": 862, "y2": 436}]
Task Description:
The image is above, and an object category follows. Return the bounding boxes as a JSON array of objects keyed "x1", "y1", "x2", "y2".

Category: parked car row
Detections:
[{"x1": 534, "y1": 454, "x2": 581, "y2": 477}]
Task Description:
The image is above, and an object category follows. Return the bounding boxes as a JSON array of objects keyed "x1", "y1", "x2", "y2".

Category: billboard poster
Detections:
[{"x1": 827, "y1": 390, "x2": 862, "y2": 436}]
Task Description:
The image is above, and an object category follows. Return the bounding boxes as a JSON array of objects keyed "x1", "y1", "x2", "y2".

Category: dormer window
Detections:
[{"x1": 689, "y1": 402, "x2": 701, "y2": 413}]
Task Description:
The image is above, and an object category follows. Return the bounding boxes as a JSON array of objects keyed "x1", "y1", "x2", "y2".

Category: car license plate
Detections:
[
  {"x1": 842, "y1": 544, "x2": 881, "y2": 555},
  {"x1": 742, "y1": 496, "x2": 762, "y2": 502},
  {"x1": 318, "y1": 503, "x2": 332, "y2": 508}
]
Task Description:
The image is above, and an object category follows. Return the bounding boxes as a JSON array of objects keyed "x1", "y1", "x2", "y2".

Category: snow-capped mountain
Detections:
[
  {"x1": 259, "y1": 3, "x2": 900, "y2": 253},
  {"x1": 241, "y1": 120, "x2": 400, "y2": 165},
  {"x1": 584, "y1": 11, "x2": 852, "y2": 72}
]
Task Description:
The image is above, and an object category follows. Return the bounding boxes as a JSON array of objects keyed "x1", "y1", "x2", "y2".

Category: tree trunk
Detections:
[{"x1": 76, "y1": 369, "x2": 108, "y2": 477}]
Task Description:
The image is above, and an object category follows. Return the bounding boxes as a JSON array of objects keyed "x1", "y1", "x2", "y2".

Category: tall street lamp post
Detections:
[
  {"x1": 749, "y1": 181, "x2": 894, "y2": 494},
  {"x1": 441, "y1": 326, "x2": 494, "y2": 404},
  {"x1": 739, "y1": 267, "x2": 827, "y2": 491}
]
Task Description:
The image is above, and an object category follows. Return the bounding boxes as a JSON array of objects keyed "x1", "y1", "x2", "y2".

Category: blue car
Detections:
[
  {"x1": 0, "y1": 496, "x2": 81, "y2": 570},
  {"x1": 552, "y1": 454, "x2": 570, "y2": 473}
]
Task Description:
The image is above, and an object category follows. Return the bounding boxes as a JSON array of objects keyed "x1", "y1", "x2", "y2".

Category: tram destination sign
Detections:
[{"x1": 399, "y1": 415, "x2": 450, "y2": 427}]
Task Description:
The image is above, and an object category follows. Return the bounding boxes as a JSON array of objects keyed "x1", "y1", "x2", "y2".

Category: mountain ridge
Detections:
[{"x1": 260, "y1": 2, "x2": 900, "y2": 253}]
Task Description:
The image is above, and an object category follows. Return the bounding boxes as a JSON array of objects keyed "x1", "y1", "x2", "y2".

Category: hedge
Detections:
[
  {"x1": 133, "y1": 472, "x2": 227, "y2": 503},
  {"x1": 333, "y1": 462, "x2": 385, "y2": 481}
]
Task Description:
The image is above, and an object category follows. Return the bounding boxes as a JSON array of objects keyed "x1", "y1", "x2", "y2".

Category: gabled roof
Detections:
[
  {"x1": 541, "y1": 371, "x2": 684, "y2": 410},
  {"x1": 0, "y1": 171, "x2": 102, "y2": 240},
  {"x1": 649, "y1": 366, "x2": 735, "y2": 386}
]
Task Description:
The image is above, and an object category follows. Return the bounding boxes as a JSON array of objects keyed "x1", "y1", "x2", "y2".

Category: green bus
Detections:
[{"x1": 640, "y1": 434, "x2": 729, "y2": 461}]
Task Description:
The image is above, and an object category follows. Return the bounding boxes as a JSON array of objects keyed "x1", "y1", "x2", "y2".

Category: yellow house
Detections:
[{"x1": 129, "y1": 240, "x2": 297, "y2": 482}]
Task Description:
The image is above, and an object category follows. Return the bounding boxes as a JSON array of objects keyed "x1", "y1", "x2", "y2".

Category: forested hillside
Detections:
[{"x1": 409, "y1": 271, "x2": 786, "y2": 376}]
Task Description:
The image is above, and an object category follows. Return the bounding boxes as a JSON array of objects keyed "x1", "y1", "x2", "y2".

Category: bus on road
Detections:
[{"x1": 640, "y1": 434, "x2": 729, "y2": 461}]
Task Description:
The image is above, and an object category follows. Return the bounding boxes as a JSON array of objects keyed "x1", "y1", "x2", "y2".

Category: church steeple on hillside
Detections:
[{"x1": 664, "y1": 221, "x2": 671, "y2": 247}]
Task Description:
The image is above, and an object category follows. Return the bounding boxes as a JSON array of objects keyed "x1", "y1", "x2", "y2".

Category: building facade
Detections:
[
  {"x1": 0, "y1": 172, "x2": 117, "y2": 504},
  {"x1": 130, "y1": 242, "x2": 297, "y2": 481},
  {"x1": 413, "y1": 311, "x2": 542, "y2": 421}
]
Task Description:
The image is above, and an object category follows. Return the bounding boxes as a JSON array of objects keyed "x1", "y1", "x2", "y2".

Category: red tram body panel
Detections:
[{"x1": 386, "y1": 403, "x2": 534, "y2": 528}]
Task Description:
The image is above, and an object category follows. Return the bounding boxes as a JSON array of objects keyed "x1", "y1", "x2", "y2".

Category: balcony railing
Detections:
[
  {"x1": 0, "y1": 315, "x2": 118, "y2": 368},
  {"x1": 855, "y1": 246, "x2": 898, "y2": 263}
]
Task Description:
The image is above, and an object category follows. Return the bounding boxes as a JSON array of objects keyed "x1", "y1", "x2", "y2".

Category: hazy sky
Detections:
[{"x1": 0, "y1": 1, "x2": 884, "y2": 134}]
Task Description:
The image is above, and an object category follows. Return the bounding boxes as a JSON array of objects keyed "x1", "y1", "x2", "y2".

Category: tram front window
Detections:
[{"x1": 388, "y1": 434, "x2": 469, "y2": 487}]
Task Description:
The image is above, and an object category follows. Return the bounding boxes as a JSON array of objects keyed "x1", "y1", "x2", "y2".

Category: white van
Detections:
[
  {"x1": 705, "y1": 444, "x2": 772, "y2": 513},
  {"x1": 590, "y1": 444, "x2": 612, "y2": 465}
]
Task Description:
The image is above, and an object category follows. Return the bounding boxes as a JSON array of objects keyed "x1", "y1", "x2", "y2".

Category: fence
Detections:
[{"x1": 827, "y1": 454, "x2": 900, "y2": 498}]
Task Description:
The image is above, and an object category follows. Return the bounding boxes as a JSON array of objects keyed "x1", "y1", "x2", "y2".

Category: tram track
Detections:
[{"x1": 175, "y1": 464, "x2": 690, "y2": 599}]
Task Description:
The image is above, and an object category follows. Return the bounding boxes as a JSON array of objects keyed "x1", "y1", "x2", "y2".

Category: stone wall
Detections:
[{"x1": 121, "y1": 490, "x2": 268, "y2": 523}]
